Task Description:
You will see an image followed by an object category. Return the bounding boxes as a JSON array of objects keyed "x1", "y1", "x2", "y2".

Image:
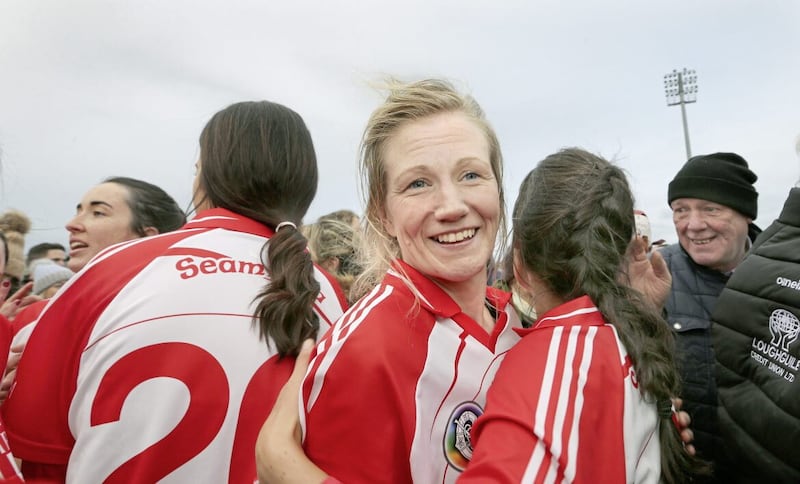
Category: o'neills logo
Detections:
[
  {"x1": 176, "y1": 256, "x2": 265, "y2": 280},
  {"x1": 776, "y1": 276, "x2": 800, "y2": 291}
]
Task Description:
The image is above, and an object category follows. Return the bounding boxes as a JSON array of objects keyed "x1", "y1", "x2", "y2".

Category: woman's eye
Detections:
[
  {"x1": 407, "y1": 179, "x2": 427, "y2": 190},
  {"x1": 464, "y1": 172, "x2": 479, "y2": 181},
  {"x1": 93, "y1": 211, "x2": 106, "y2": 217}
]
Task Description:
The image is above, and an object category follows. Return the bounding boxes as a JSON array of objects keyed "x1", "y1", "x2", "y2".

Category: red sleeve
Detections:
[
  {"x1": 301, "y1": 296, "x2": 429, "y2": 483},
  {"x1": 2, "y1": 277, "x2": 101, "y2": 466},
  {"x1": 2, "y1": 232, "x2": 190, "y2": 469},
  {"x1": 460, "y1": 325, "x2": 626, "y2": 483},
  {"x1": 10, "y1": 301, "x2": 47, "y2": 338}
]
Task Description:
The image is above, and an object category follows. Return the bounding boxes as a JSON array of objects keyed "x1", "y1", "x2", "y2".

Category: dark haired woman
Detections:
[
  {"x1": 3, "y1": 100, "x2": 347, "y2": 482},
  {"x1": 460, "y1": 148, "x2": 705, "y2": 483}
]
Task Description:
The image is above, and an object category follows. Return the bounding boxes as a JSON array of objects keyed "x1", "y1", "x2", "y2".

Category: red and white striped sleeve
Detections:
[{"x1": 461, "y1": 324, "x2": 629, "y2": 483}]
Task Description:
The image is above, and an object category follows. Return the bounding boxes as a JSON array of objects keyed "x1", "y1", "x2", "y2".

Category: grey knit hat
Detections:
[
  {"x1": 667, "y1": 152, "x2": 758, "y2": 219},
  {"x1": 31, "y1": 260, "x2": 74, "y2": 295}
]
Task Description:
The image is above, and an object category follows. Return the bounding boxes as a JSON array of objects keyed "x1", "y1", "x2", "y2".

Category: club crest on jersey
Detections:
[{"x1": 443, "y1": 401, "x2": 482, "y2": 471}]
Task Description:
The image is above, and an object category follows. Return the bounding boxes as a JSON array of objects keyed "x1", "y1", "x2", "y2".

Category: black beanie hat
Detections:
[{"x1": 667, "y1": 152, "x2": 758, "y2": 219}]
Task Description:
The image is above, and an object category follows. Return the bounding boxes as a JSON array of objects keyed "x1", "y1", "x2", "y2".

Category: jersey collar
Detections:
[
  {"x1": 387, "y1": 259, "x2": 509, "y2": 317},
  {"x1": 521, "y1": 295, "x2": 604, "y2": 335},
  {"x1": 184, "y1": 208, "x2": 275, "y2": 239}
]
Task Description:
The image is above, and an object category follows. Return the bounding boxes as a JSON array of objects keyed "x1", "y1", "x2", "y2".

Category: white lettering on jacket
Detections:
[{"x1": 776, "y1": 276, "x2": 800, "y2": 291}]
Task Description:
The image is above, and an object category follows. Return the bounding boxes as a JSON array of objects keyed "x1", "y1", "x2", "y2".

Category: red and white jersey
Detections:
[
  {"x1": 0, "y1": 316, "x2": 23, "y2": 484},
  {"x1": 301, "y1": 260, "x2": 522, "y2": 483},
  {"x1": 0, "y1": 419, "x2": 22, "y2": 484},
  {"x1": 2, "y1": 208, "x2": 347, "y2": 483},
  {"x1": 460, "y1": 295, "x2": 661, "y2": 484}
]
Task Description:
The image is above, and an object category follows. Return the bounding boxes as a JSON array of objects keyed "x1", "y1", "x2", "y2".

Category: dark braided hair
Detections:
[
  {"x1": 197, "y1": 101, "x2": 320, "y2": 357},
  {"x1": 512, "y1": 148, "x2": 706, "y2": 483}
]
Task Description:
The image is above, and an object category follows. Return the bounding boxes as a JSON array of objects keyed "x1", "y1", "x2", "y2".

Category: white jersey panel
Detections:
[
  {"x1": 65, "y1": 228, "x2": 340, "y2": 483},
  {"x1": 409, "y1": 312, "x2": 522, "y2": 483},
  {"x1": 615, "y1": 326, "x2": 661, "y2": 484}
]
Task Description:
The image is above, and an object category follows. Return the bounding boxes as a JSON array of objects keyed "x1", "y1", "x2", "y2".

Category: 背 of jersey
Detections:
[
  {"x1": 462, "y1": 295, "x2": 661, "y2": 483},
  {"x1": 2, "y1": 209, "x2": 346, "y2": 483}
]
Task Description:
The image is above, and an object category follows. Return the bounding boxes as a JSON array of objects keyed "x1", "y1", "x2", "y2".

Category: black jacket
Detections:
[
  {"x1": 711, "y1": 187, "x2": 800, "y2": 483},
  {"x1": 661, "y1": 243, "x2": 729, "y2": 476}
]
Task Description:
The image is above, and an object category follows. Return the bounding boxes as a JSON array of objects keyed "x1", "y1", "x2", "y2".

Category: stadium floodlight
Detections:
[{"x1": 664, "y1": 68, "x2": 698, "y2": 160}]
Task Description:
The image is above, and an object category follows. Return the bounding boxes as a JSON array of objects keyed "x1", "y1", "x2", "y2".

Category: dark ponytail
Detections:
[
  {"x1": 253, "y1": 224, "x2": 320, "y2": 357},
  {"x1": 196, "y1": 101, "x2": 321, "y2": 357},
  {"x1": 512, "y1": 148, "x2": 707, "y2": 482}
]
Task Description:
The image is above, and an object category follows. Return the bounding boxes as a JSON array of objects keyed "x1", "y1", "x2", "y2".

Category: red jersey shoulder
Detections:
[
  {"x1": 10, "y1": 300, "x2": 46, "y2": 337},
  {"x1": 313, "y1": 283, "x2": 435, "y2": 374},
  {"x1": 350, "y1": 282, "x2": 434, "y2": 331}
]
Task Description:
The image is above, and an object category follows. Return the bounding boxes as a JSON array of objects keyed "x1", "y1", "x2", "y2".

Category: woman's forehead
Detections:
[{"x1": 79, "y1": 182, "x2": 131, "y2": 208}]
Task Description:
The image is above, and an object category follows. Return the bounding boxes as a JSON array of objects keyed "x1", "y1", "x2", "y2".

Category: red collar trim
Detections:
[
  {"x1": 516, "y1": 295, "x2": 604, "y2": 336},
  {"x1": 184, "y1": 208, "x2": 275, "y2": 239}
]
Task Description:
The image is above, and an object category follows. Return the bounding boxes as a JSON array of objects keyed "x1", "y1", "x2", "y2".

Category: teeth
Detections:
[
  {"x1": 436, "y1": 229, "x2": 476, "y2": 244},
  {"x1": 691, "y1": 238, "x2": 712, "y2": 245},
  {"x1": 70, "y1": 242, "x2": 87, "y2": 249}
]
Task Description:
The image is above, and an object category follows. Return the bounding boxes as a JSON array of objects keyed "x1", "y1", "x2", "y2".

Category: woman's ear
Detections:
[
  {"x1": 512, "y1": 250, "x2": 533, "y2": 292},
  {"x1": 142, "y1": 226, "x2": 159, "y2": 237},
  {"x1": 512, "y1": 253, "x2": 550, "y2": 295}
]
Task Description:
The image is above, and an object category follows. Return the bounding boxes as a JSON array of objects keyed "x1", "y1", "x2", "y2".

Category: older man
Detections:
[{"x1": 661, "y1": 152, "x2": 760, "y2": 482}]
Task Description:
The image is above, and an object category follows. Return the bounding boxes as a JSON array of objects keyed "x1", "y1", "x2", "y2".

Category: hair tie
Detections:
[
  {"x1": 658, "y1": 399, "x2": 674, "y2": 420},
  {"x1": 275, "y1": 221, "x2": 297, "y2": 232}
]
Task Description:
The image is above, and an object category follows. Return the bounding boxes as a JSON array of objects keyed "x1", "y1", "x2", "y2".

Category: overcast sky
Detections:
[{"x1": 1, "y1": 0, "x2": 798, "y2": 253}]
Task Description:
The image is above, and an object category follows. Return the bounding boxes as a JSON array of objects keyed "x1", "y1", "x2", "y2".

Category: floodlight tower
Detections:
[{"x1": 664, "y1": 68, "x2": 698, "y2": 160}]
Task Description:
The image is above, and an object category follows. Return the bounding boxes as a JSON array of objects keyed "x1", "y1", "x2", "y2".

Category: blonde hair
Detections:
[
  {"x1": 320, "y1": 209, "x2": 360, "y2": 227},
  {"x1": 303, "y1": 218, "x2": 363, "y2": 302},
  {"x1": 352, "y1": 78, "x2": 506, "y2": 299}
]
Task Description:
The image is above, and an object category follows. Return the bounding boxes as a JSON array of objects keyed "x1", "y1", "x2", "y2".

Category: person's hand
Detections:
[
  {"x1": 0, "y1": 282, "x2": 41, "y2": 320},
  {"x1": 0, "y1": 343, "x2": 24, "y2": 404},
  {"x1": 624, "y1": 236, "x2": 671, "y2": 310},
  {"x1": 671, "y1": 397, "x2": 696, "y2": 456},
  {"x1": 256, "y1": 339, "x2": 329, "y2": 484}
]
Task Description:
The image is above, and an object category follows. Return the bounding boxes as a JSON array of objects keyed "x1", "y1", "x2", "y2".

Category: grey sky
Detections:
[{"x1": 1, "y1": 0, "x2": 798, "y2": 253}]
